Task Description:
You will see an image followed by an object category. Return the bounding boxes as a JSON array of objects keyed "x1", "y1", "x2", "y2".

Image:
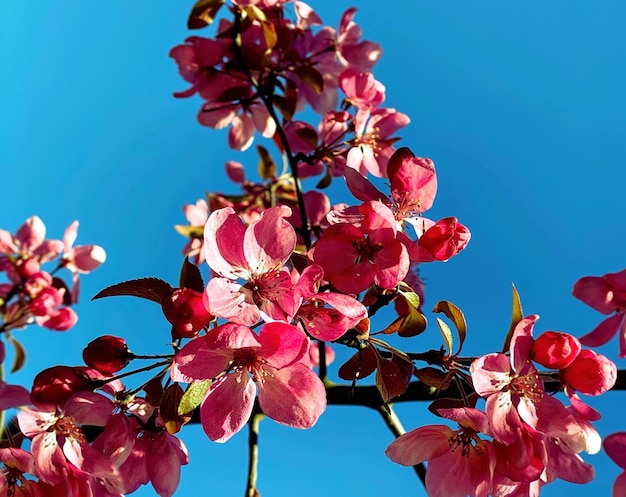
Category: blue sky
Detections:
[{"x1": 2, "y1": 1, "x2": 626, "y2": 496}]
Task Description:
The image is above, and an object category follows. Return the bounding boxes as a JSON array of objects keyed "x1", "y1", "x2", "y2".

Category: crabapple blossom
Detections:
[
  {"x1": 411, "y1": 216, "x2": 471, "y2": 262},
  {"x1": 173, "y1": 322, "x2": 326, "y2": 442},
  {"x1": 385, "y1": 408, "x2": 494, "y2": 497},
  {"x1": 203, "y1": 205, "x2": 296, "y2": 325},
  {"x1": 560, "y1": 349, "x2": 617, "y2": 395},
  {"x1": 308, "y1": 200, "x2": 410, "y2": 293},
  {"x1": 82, "y1": 336, "x2": 131, "y2": 375},
  {"x1": 161, "y1": 287, "x2": 213, "y2": 338}
]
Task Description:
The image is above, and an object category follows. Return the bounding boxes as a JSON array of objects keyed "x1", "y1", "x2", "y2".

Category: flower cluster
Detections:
[{"x1": 1, "y1": 1, "x2": 624, "y2": 497}]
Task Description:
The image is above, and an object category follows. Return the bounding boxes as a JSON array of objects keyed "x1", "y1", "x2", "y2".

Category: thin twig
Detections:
[{"x1": 245, "y1": 412, "x2": 264, "y2": 497}]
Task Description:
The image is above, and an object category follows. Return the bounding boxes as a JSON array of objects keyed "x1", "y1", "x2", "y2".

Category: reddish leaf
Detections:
[
  {"x1": 179, "y1": 257, "x2": 204, "y2": 293},
  {"x1": 338, "y1": 345, "x2": 377, "y2": 381},
  {"x1": 413, "y1": 367, "x2": 452, "y2": 390},
  {"x1": 92, "y1": 278, "x2": 172, "y2": 304},
  {"x1": 143, "y1": 377, "x2": 164, "y2": 407},
  {"x1": 375, "y1": 354, "x2": 411, "y2": 403},
  {"x1": 161, "y1": 384, "x2": 190, "y2": 435}
]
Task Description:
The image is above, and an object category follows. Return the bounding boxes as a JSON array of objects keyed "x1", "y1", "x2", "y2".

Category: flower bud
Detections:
[
  {"x1": 31, "y1": 366, "x2": 93, "y2": 405},
  {"x1": 561, "y1": 349, "x2": 617, "y2": 395},
  {"x1": 161, "y1": 287, "x2": 213, "y2": 338},
  {"x1": 83, "y1": 335, "x2": 131, "y2": 375},
  {"x1": 414, "y1": 217, "x2": 470, "y2": 262},
  {"x1": 531, "y1": 331, "x2": 581, "y2": 369}
]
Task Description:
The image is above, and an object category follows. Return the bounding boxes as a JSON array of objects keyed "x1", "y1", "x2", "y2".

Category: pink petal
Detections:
[
  {"x1": 16, "y1": 216, "x2": 46, "y2": 252},
  {"x1": 228, "y1": 114, "x2": 255, "y2": 151},
  {"x1": 146, "y1": 432, "x2": 188, "y2": 497},
  {"x1": 175, "y1": 335, "x2": 232, "y2": 381},
  {"x1": 470, "y1": 353, "x2": 511, "y2": 397},
  {"x1": 204, "y1": 277, "x2": 260, "y2": 325},
  {"x1": 200, "y1": 374, "x2": 256, "y2": 442},
  {"x1": 31, "y1": 432, "x2": 67, "y2": 484},
  {"x1": 344, "y1": 164, "x2": 387, "y2": 202},
  {"x1": 203, "y1": 207, "x2": 248, "y2": 278},
  {"x1": 258, "y1": 322, "x2": 308, "y2": 368},
  {"x1": 0, "y1": 381, "x2": 31, "y2": 410},
  {"x1": 63, "y1": 221, "x2": 79, "y2": 252},
  {"x1": 573, "y1": 276, "x2": 615, "y2": 314},
  {"x1": 257, "y1": 363, "x2": 326, "y2": 428},
  {"x1": 614, "y1": 471, "x2": 626, "y2": 497},
  {"x1": 385, "y1": 425, "x2": 452, "y2": 466},
  {"x1": 579, "y1": 312, "x2": 624, "y2": 347},
  {"x1": 244, "y1": 205, "x2": 296, "y2": 272},
  {"x1": 604, "y1": 432, "x2": 626, "y2": 469},
  {"x1": 64, "y1": 392, "x2": 113, "y2": 426},
  {"x1": 510, "y1": 315, "x2": 538, "y2": 373}
]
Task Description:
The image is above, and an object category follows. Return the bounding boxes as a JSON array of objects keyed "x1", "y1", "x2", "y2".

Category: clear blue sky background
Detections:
[{"x1": 2, "y1": 1, "x2": 626, "y2": 496}]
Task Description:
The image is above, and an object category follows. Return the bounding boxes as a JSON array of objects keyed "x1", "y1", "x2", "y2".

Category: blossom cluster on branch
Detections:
[{"x1": 1, "y1": 1, "x2": 625, "y2": 497}]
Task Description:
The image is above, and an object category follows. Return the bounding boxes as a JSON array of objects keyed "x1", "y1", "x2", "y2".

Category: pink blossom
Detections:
[
  {"x1": 0, "y1": 448, "x2": 43, "y2": 497},
  {"x1": 0, "y1": 216, "x2": 63, "y2": 263},
  {"x1": 346, "y1": 107, "x2": 410, "y2": 178},
  {"x1": 179, "y1": 198, "x2": 209, "y2": 265},
  {"x1": 386, "y1": 408, "x2": 494, "y2": 497},
  {"x1": 203, "y1": 205, "x2": 296, "y2": 325},
  {"x1": 17, "y1": 392, "x2": 114, "y2": 485},
  {"x1": 174, "y1": 322, "x2": 326, "y2": 442},
  {"x1": 411, "y1": 216, "x2": 471, "y2": 262},
  {"x1": 470, "y1": 316, "x2": 580, "y2": 445},
  {"x1": 308, "y1": 201, "x2": 410, "y2": 293},
  {"x1": 291, "y1": 264, "x2": 367, "y2": 341},
  {"x1": 572, "y1": 268, "x2": 626, "y2": 357}
]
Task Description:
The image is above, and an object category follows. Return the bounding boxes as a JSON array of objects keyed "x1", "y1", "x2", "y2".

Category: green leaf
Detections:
[
  {"x1": 390, "y1": 290, "x2": 427, "y2": 337},
  {"x1": 92, "y1": 278, "x2": 172, "y2": 304},
  {"x1": 432, "y1": 300, "x2": 467, "y2": 356},
  {"x1": 502, "y1": 284, "x2": 523, "y2": 353},
  {"x1": 10, "y1": 337, "x2": 26, "y2": 373},
  {"x1": 179, "y1": 257, "x2": 204, "y2": 293},
  {"x1": 188, "y1": 0, "x2": 225, "y2": 29},
  {"x1": 179, "y1": 380, "x2": 212, "y2": 415}
]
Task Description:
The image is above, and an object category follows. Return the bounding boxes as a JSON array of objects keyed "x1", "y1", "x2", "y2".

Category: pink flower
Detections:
[
  {"x1": 346, "y1": 108, "x2": 410, "y2": 178},
  {"x1": 411, "y1": 216, "x2": 471, "y2": 262},
  {"x1": 203, "y1": 205, "x2": 296, "y2": 325},
  {"x1": 0, "y1": 216, "x2": 63, "y2": 263},
  {"x1": 17, "y1": 392, "x2": 114, "y2": 485},
  {"x1": 572, "y1": 268, "x2": 626, "y2": 357},
  {"x1": 386, "y1": 408, "x2": 494, "y2": 497},
  {"x1": 604, "y1": 432, "x2": 626, "y2": 497},
  {"x1": 178, "y1": 198, "x2": 209, "y2": 265},
  {"x1": 308, "y1": 201, "x2": 410, "y2": 293},
  {"x1": 470, "y1": 316, "x2": 580, "y2": 445},
  {"x1": 174, "y1": 322, "x2": 326, "y2": 442}
]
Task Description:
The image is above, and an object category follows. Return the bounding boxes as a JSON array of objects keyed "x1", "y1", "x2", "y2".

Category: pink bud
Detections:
[
  {"x1": 83, "y1": 335, "x2": 131, "y2": 375},
  {"x1": 531, "y1": 331, "x2": 581, "y2": 369},
  {"x1": 31, "y1": 366, "x2": 93, "y2": 405},
  {"x1": 415, "y1": 217, "x2": 471, "y2": 262},
  {"x1": 36, "y1": 307, "x2": 78, "y2": 331},
  {"x1": 161, "y1": 288, "x2": 213, "y2": 338},
  {"x1": 561, "y1": 349, "x2": 617, "y2": 395}
]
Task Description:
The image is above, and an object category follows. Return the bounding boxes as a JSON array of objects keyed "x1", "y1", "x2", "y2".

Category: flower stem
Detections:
[
  {"x1": 377, "y1": 404, "x2": 426, "y2": 487},
  {"x1": 245, "y1": 411, "x2": 264, "y2": 497}
]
